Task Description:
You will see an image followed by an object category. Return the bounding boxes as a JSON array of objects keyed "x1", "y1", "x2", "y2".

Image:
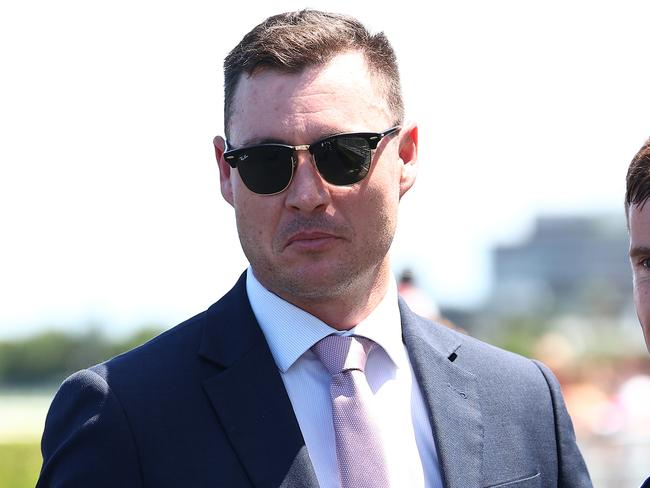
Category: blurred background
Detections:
[{"x1": 1, "y1": 0, "x2": 649, "y2": 486}]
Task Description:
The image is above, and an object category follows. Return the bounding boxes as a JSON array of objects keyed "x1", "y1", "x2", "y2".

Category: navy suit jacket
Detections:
[{"x1": 38, "y1": 273, "x2": 592, "y2": 487}]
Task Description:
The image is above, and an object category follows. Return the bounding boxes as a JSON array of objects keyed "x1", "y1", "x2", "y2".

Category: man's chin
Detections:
[
  {"x1": 286, "y1": 274, "x2": 349, "y2": 299},
  {"x1": 269, "y1": 266, "x2": 353, "y2": 301}
]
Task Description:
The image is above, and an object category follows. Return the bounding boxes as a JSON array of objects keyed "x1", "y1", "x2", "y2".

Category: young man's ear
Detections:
[
  {"x1": 213, "y1": 136, "x2": 234, "y2": 206},
  {"x1": 398, "y1": 122, "x2": 418, "y2": 198}
]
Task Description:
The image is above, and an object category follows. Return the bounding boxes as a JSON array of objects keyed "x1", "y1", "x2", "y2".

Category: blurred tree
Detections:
[
  {"x1": 110, "y1": 326, "x2": 164, "y2": 358},
  {"x1": 0, "y1": 327, "x2": 163, "y2": 387},
  {"x1": 485, "y1": 315, "x2": 548, "y2": 358}
]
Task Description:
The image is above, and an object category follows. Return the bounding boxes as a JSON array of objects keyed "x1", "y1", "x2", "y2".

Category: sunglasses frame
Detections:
[{"x1": 223, "y1": 126, "x2": 401, "y2": 195}]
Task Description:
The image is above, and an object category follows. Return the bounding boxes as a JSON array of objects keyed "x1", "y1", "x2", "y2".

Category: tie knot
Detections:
[{"x1": 311, "y1": 335, "x2": 373, "y2": 376}]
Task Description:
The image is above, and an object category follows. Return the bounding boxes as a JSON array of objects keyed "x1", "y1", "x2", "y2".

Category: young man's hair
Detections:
[
  {"x1": 223, "y1": 9, "x2": 404, "y2": 138},
  {"x1": 625, "y1": 137, "x2": 650, "y2": 217}
]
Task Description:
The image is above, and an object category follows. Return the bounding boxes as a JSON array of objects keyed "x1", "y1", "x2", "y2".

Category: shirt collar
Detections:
[{"x1": 246, "y1": 267, "x2": 404, "y2": 373}]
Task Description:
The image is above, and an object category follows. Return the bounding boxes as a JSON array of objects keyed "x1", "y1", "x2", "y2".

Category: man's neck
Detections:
[{"x1": 255, "y1": 263, "x2": 392, "y2": 330}]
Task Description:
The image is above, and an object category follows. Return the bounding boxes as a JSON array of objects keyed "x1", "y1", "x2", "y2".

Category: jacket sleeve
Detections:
[
  {"x1": 532, "y1": 360, "x2": 593, "y2": 487},
  {"x1": 37, "y1": 368, "x2": 143, "y2": 488}
]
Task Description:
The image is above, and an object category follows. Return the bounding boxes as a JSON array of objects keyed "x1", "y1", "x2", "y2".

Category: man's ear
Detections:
[
  {"x1": 213, "y1": 135, "x2": 234, "y2": 206},
  {"x1": 398, "y1": 121, "x2": 418, "y2": 199}
]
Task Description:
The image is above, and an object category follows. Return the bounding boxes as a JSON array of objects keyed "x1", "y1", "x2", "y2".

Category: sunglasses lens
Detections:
[
  {"x1": 234, "y1": 146, "x2": 294, "y2": 195},
  {"x1": 314, "y1": 135, "x2": 371, "y2": 185}
]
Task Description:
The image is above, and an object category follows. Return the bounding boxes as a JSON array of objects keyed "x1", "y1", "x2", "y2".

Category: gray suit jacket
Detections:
[{"x1": 38, "y1": 273, "x2": 592, "y2": 487}]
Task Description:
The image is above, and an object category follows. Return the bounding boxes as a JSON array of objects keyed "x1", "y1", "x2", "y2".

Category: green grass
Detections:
[{"x1": 0, "y1": 442, "x2": 41, "y2": 488}]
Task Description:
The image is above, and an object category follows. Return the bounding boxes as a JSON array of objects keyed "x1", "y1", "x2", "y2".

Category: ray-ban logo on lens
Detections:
[{"x1": 239, "y1": 154, "x2": 249, "y2": 161}]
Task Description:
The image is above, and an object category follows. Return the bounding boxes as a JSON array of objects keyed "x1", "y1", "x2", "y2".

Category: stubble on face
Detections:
[{"x1": 235, "y1": 180, "x2": 396, "y2": 303}]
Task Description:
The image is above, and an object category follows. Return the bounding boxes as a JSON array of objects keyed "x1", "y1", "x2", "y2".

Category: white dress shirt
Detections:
[{"x1": 246, "y1": 268, "x2": 443, "y2": 488}]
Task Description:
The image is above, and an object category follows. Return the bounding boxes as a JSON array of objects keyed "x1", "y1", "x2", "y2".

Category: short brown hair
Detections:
[
  {"x1": 625, "y1": 137, "x2": 650, "y2": 216},
  {"x1": 222, "y1": 9, "x2": 404, "y2": 138}
]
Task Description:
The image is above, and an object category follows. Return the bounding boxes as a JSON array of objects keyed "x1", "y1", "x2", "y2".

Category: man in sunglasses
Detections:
[{"x1": 38, "y1": 9, "x2": 591, "y2": 488}]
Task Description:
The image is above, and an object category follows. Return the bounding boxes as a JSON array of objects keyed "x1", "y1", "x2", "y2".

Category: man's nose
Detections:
[{"x1": 284, "y1": 150, "x2": 331, "y2": 212}]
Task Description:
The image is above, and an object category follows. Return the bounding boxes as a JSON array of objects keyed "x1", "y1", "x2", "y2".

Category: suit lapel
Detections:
[
  {"x1": 195, "y1": 276, "x2": 483, "y2": 487},
  {"x1": 400, "y1": 299, "x2": 484, "y2": 488},
  {"x1": 199, "y1": 274, "x2": 319, "y2": 488}
]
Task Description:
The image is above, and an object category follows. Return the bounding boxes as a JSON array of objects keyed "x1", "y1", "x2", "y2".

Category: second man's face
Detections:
[
  {"x1": 629, "y1": 202, "x2": 650, "y2": 351},
  {"x1": 217, "y1": 51, "x2": 416, "y2": 306}
]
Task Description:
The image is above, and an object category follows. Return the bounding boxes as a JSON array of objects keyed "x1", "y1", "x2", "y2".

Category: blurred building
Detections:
[{"x1": 489, "y1": 215, "x2": 632, "y2": 317}]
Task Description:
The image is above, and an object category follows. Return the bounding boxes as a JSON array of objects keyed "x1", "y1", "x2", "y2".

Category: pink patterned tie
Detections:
[{"x1": 311, "y1": 335, "x2": 390, "y2": 488}]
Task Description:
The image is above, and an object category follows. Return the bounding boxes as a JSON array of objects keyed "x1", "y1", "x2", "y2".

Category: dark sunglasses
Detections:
[{"x1": 223, "y1": 126, "x2": 400, "y2": 195}]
